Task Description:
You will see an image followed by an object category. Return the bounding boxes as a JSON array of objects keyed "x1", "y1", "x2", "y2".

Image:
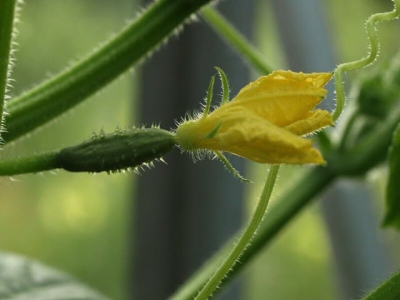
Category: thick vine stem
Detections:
[
  {"x1": 0, "y1": 0, "x2": 17, "y2": 141},
  {"x1": 4, "y1": 0, "x2": 212, "y2": 143},
  {"x1": 193, "y1": 165, "x2": 280, "y2": 300},
  {"x1": 332, "y1": 0, "x2": 400, "y2": 122}
]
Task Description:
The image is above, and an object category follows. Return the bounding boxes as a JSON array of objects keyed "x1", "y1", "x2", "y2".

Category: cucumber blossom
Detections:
[{"x1": 57, "y1": 127, "x2": 175, "y2": 173}]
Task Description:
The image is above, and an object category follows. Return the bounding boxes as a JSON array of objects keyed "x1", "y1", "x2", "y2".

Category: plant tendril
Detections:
[{"x1": 332, "y1": 0, "x2": 400, "y2": 122}]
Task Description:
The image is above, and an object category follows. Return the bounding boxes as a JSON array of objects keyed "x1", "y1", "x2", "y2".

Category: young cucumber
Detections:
[{"x1": 57, "y1": 128, "x2": 175, "y2": 173}]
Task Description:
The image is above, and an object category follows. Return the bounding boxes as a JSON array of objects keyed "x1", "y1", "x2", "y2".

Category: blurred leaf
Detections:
[
  {"x1": 0, "y1": 252, "x2": 107, "y2": 300},
  {"x1": 383, "y1": 123, "x2": 400, "y2": 229}
]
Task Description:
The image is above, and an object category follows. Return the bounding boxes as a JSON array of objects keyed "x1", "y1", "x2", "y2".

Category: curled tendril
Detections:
[{"x1": 333, "y1": 0, "x2": 400, "y2": 122}]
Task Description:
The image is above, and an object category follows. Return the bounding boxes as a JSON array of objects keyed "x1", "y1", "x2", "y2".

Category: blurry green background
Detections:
[{"x1": 1, "y1": 0, "x2": 399, "y2": 299}]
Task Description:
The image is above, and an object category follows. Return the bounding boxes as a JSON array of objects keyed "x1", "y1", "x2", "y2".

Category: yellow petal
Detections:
[
  {"x1": 285, "y1": 109, "x2": 333, "y2": 136},
  {"x1": 223, "y1": 70, "x2": 332, "y2": 127},
  {"x1": 208, "y1": 114, "x2": 325, "y2": 164}
]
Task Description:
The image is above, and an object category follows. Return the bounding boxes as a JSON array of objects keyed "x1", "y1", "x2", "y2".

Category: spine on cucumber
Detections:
[{"x1": 57, "y1": 127, "x2": 175, "y2": 173}]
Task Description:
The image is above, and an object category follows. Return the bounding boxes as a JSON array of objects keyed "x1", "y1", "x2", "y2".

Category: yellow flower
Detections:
[{"x1": 175, "y1": 70, "x2": 333, "y2": 165}]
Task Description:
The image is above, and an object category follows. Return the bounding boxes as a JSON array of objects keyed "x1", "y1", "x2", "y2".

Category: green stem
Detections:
[
  {"x1": 4, "y1": 0, "x2": 212, "y2": 143},
  {"x1": 194, "y1": 165, "x2": 280, "y2": 300},
  {"x1": 170, "y1": 166, "x2": 335, "y2": 300},
  {"x1": 0, "y1": 0, "x2": 17, "y2": 139},
  {"x1": 201, "y1": 7, "x2": 273, "y2": 75},
  {"x1": 0, "y1": 151, "x2": 59, "y2": 176},
  {"x1": 363, "y1": 270, "x2": 400, "y2": 300},
  {"x1": 332, "y1": 0, "x2": 400, "y2": 122}
]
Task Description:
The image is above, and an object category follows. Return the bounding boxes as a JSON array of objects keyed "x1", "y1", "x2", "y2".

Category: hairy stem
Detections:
[
  {"x1": 194, "y1": 165, "x2": 280, "y2": 299},
  {"x1": 0, "y1": 0, "x2": 17, "y2": 140}
]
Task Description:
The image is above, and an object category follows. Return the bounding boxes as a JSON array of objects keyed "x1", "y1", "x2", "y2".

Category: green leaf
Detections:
[
  {"x1": 0, "y1": 252, "x2": 107, "y2": 300},
  {"x1": 383, "y1": 122, "x2": 400, "y2": 229},
  {"x1": 362, "y1": 270, "x2": 400, "y2": 300}
]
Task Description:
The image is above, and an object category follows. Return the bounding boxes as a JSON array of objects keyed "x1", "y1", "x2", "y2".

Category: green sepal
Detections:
[
  {"x1": 383, "y1": 123, "x2": 400, "y2": 229},
  {"x1": 214, "y1": 150, "x2": 251, "y2": 183},
  {"x1": 202, "y1": 75, "x2": 215, "y2": 117},
  {"x1": 57, "y1": 127, "x2": 175, "y2": 173},
  {"x1": 204, "y1": 122, "x2": 222, "y2": 139},
  {"x1": 215, "y1": 67, "x2": 230, "y2": 105}
]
